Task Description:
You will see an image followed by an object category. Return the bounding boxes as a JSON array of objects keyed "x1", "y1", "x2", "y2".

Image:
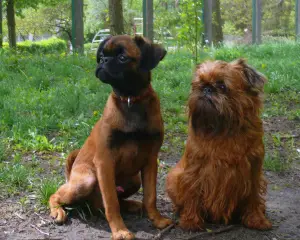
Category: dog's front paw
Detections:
[
  {"x1": 50, "y1": 207, "x2": 67, "y2": 224},
  {"x1": 243, "y1": 213, "x2": 272, "y2": 230},
  {"x1": 112, "y1": 229, "x2": 135, "y2": 240},
  {"x1": 153, "y1": 216, "x2": 173, "y2": 229}
]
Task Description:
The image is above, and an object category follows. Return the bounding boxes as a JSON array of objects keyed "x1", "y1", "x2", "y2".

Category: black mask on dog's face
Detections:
[{"x1": 95, "y1": 35, "x2": 167, "y2": 96}]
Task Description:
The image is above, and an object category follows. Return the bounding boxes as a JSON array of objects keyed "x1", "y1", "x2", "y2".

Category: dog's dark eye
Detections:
[
  {"x1": 219, "y1": 84, "x2": 226, "y2": 90},
  {"x1": 216, "y1": 81, "x2": 226, "y2": 91},
  {"x1": 118, "y1": 54, "x2": 129, "y2": 63}
]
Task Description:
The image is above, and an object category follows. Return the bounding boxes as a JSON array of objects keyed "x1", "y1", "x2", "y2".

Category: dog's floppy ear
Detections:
[
  {"x1": 96, "y1": 35, "x2": 112, "y2": 63},
  {"x1": 232, "y1": 58, "x2": 266, "y2": 93},
  {"x1": 134, "y1": 36, "x2": 167, "y2": 71}
]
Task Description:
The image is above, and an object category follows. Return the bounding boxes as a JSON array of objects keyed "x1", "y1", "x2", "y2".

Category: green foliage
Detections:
[
  {"x1": 2, "y1": 0, "x2": 71, "y2": 43},
  {"x1": 262, "y1": 0, "x2": 295, "y2": 37},
  {"x1": 2, "y1": 37, "x2": 66, "y2": 53},
  {"x1": 0, "y1": 156, "x2": 32, "y2": 195},
  {"x1": 84, "y1": 0, "x2": 142, "y2": 41},
  {"x1": 0, "y1": 140, "x2": 7, "y2": 162},
  {"x1": 84, "y1": 0, "x2": 109, "y2": 40},
  {"x1": 214, "y1": 46, "x2": 244, "y2": 61},
  {"x1": 177, "y1": 0, "x2": 203, "y2": 62},
  {"x1": 263, "y1": 132, "x2": 296, "y2": 172},
  {"x1": 13, "y1": 0, "x2": 66, "y2": 15},
  {"x1": 222, "y1": 21, "x2": 244, "y2": 36},
  {"x1": 221, "y1": 0, "x2": 296, "y2": 37},
  {"x1": 38, "y1": 178, "x2": 63, "y2": 207},
  {"x1": 13, "y1": 129, "x2": 62, "y2": 151},
  {"x1": 41, "y1": 2, "x2": 72, "y2": 42},
  {"x1": 15, "y1": 8, "x2": 48, "y2": 38},
  {"x1": 221, "y1": 0, "x2": 251, "y2": 35},
  {"x1": 264, "y1": 152, "x2": 288, "y2": 172},
  {"x1": 153, "y1": 4, "x2": 180, "y2": 44},
  {"x1": 0, "y1": 49, "x2": 109, "y2": 152}
]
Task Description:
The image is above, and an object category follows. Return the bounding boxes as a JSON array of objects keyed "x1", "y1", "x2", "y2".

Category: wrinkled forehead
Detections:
[
  {"x1": 195, "y1": 61, "x2": 245, "y2": 88},
  {"x1": 197, "y1": 62, "x2": 225, "y2": 80},
  {"x1": 196, "y1": 61, "x2": 237, "y2": 82},
  {"x1": 104, "y1": 35, "x2": 141, "y2": 58}
]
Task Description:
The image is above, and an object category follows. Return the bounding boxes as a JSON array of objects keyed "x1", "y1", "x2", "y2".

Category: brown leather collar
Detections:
[{"x1": 113, "y1": 85, "x2": 154, "y2": 107}]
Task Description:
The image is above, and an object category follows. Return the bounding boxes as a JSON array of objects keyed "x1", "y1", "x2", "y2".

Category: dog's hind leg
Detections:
[
  {"x1": 88, "y1": 174, "x2": 142, "y2": 214},
  {"x1": 241, "y1": 157, "x2": 272, "y2": 230},
  {"x1": 49, "y1": 165, "x2": 96, "y2": 223},
  {"x1": 241, "y1": 182, "x2": 272, "y2": 230},
  {"x1": 118, "y1": 174, "x2": 143, "y2": 213},
  {"x1": 165, "y1": 162, "x2": 184, "y2": 211},
  {"x1": 166, "y1": 162, "x2": 205, "y2": 230}
]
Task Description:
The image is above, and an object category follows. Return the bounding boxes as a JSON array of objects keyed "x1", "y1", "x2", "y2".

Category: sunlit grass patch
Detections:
[{"x1": 38, "y1": 178, "x2": 64, "y2": 207}]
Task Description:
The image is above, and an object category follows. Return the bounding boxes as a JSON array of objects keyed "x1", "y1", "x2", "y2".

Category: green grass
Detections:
[
  {"x1": 264, "y1": 152, "x2": 289, "y2": 172},
  {"x1": 214, "y1": 43, "x2": 300, "y2": 93},
  {"x1": 38, "y1": 178, "x2": 63, "y2": 207},
  {"x1": 0, "y1": 139, "x2": 7, "y2": 162},
  {"x1": 0, "y1": 155, "x2": 33, "y2": 196},
  {"x1": 0, "y1": 41, "x2": 299, "y2": 202},
  {"x1": 0, "y1": 50, "x2": 108, "y2": 152}
]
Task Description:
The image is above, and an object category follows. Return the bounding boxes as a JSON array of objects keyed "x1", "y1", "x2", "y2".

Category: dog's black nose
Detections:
[{"x1": 203, "y1": 86, "x2": 213, "y2": 96}]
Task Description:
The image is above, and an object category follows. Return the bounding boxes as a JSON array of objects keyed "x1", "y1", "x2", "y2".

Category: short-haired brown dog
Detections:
[
  {"x1": 49, "y1": 35, "x2": 172, "y2": 240},
  {"x1": 166, "y1": 59, "x2": 272, "y2": 231}
]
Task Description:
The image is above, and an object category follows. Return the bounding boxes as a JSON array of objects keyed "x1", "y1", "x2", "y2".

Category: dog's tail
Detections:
[{"x1": 65, "y1": 149, "x2": 80, "y2": 182}]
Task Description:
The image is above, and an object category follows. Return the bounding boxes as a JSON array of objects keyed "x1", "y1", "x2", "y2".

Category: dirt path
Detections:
[
  {"x1": 0, "y1": 118, "x2": 299, "y2": 240},
  {"x1": 1, "y1": 169, "x2": 299, "y2": 240}
]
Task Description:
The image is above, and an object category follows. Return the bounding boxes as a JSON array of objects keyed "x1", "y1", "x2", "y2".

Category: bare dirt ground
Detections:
[{"x1": 1, "y1": 117, "x2": 299, "y2": 240}]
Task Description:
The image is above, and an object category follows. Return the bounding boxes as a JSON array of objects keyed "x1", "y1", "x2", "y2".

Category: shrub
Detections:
[{"x1": 3, "y1": 37, "x2": 66, "y2": 54}]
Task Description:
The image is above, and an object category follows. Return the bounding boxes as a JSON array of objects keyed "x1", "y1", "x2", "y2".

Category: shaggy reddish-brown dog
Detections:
[{"x1": 166, "y1": 59, "x2": 272, "y2": 231}]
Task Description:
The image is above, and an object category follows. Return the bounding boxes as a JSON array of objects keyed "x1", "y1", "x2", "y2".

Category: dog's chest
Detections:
[
  {"x1": 109, "y1": 129, "x2": 162, "y2": 149},
  {"x1": 109, "y1": 129, "x2": 162, "y2": 175},
  {"x1": 121, "y1": 103, "x2": 148, "y2": 132}
]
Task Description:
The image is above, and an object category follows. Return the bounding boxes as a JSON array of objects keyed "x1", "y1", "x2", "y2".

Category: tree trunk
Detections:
[
  {"x1": 109, "y1": 0, "x2": 124, "y2": 35},
  {"x1": 0, "y1": 0, "x2": 3, "y2": 48},
  {"x1": 212, "y1": 0, "x2": 223, "y2": 45},
  {"x1": 6, "y1": 0, "x2": 17, "y2": 48},
  {"x1": 203, "y1": 0, "x2": 212, "y2": 46},
  {"x1": 72, "y1": 0, "x2": 84, "y2": 53}
]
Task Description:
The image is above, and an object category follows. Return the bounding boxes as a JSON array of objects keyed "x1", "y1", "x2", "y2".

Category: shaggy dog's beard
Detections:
[{"x1": 188, "y1": 93, "x2": 242, "y2": 136}]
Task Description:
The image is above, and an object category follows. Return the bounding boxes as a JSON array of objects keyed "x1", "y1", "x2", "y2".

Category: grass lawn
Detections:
[{"x1": 0, "y1": 42, "x2": 299, "y2": 205}]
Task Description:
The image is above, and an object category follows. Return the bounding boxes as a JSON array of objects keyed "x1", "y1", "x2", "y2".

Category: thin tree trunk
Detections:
[
  {"x1": 109, "y1": 0, "x2": 124, "y2": 35},
  {"x1": 72, "y1": 0, "x2": 84, "y2": 53},
  {"x1": 194, "y1": 0, "x2": 198, "y2": 62},
  {"x1": 203, "y1": 0, "x2": 212, "y2": 46},
  {"x1": 212, "y1": 0, "x2": 223, "y2": 45},
  {"x1": 0, "y1": 0, "x2": 3, "y2": 48},
  {"x1": 6, "y1": 0, "x2": 17, "y2": 48}
]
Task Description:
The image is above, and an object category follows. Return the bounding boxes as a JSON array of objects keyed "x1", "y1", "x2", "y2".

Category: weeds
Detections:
[
  {"x1": 264, "y1": 152, "x2": 288, "y2": 172},
  {"x1": 0, "y1": 140, "x2": 7, "y2": 162},
  {"x1": 38, "y1": 178, "x2": 63, "y2": 207},
  {"x1": 263, "y1": 132, "x2": 298, "y2": 172},
  {"x1": 0, "y1": 162, "x2": 31, "y2": 195}
]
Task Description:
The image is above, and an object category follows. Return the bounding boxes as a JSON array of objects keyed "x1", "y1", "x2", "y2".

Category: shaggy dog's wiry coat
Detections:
[{"x1": 166, "y1": 59, "x2": 272, "y2": 231}]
